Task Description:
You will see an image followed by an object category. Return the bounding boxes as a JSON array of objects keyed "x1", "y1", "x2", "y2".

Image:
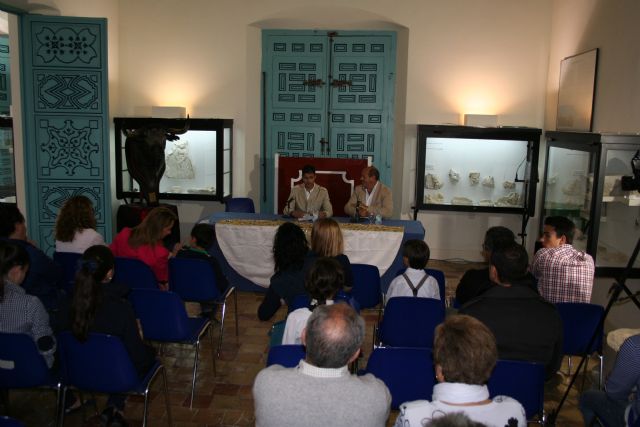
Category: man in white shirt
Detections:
[
  {"x1": 283, "y1": 164, "x2": 333, "y2": 218},
  {"x1": 344, "y1": 166, "x2": 393, "y2": 219},
  {"x1": 253, "y1": 304, "x2": 391, "y2": 427}
]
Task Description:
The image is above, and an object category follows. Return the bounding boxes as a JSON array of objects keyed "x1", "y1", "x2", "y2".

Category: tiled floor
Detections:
[{"x1": 2, "y1": 260, "x2": 591, "y2": 426}]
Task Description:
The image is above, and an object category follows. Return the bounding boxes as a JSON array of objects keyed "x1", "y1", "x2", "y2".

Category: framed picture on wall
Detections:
[{"x1": 556, "y1": 48, "x2": 599, "y2": 132}]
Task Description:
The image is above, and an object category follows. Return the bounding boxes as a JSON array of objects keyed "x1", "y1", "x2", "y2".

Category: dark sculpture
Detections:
[{"x1": 123, "y1": 118, "x2": 189, "y2": 206}]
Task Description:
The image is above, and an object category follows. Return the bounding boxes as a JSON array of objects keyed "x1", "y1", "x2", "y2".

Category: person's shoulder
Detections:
[
  {"x1": 491, "y1": 395, "x2": 527, "y2": 416},
  {"x1": 397, "y1": 399, "x2": 434, "y2": 415},
  {"x1": 254, "y1": 365, "x2": 294, "y2": 386}
]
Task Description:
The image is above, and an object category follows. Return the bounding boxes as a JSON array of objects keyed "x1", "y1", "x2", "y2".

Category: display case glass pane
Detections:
[
  {"x1": 0, "y1": 118, "x2": 15, "y2": 202},
  {"x1": 423, "y1": 138, "x2": 528, "y2": 208},
  {"x1": 595, "y1": 148, "x2": 640, "y2": 268},
  {"x1": 160, "y1": 130, "x2": 217, "y2": 195},
  {"x1": 542, "y1": 146, "x2": 594, "y2": 252}
]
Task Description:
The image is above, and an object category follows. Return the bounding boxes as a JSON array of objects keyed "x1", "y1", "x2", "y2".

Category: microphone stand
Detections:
[{"x1": 547, "y1": 233, "x2": 640, "y2": 425}]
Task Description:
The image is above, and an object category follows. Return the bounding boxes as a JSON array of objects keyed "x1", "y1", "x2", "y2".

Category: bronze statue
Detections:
[{"x1": 122, "y1": 118, "x2": 189, "y2": 206}]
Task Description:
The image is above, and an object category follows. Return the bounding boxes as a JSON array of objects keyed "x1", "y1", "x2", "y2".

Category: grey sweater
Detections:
[{"x1": 253, "y1": 363, "x2": 391, "y2": 427}]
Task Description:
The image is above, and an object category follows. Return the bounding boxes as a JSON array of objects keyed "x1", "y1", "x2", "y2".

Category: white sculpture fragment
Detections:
[
  {"x1": 496, "y1": 192, "x2": 520, "y2": 206},
  {"x1": 469, "y1": 171, "x2": 480, "y2": 185},
  {"x1": 451, "y1": 196, "x2": 473, "y2": 205},
  {"x1": 448, "y1": 169, "x2": 460, "y2": 183},
  {"x1": 562, "y1": 178, "x2": 583, "y2": 196},
  {"x1": 425, "y1": 192, "x2": 445, "y2": 204},
  {"x1": 503, "y1": 180, "x2": 516, "y2": 189},
  {"x1": 165, "y1": 139, "x2": 195, "y2": 179},
  {"x1": 482, "y1": 176, "x2": 495, "y2": 188},
  {"x1": 478, "y1": 199, "x2": 493, "y2": 206},
  {"x1": 425, "y1": 173, "x2": 444, "y2": 189}
]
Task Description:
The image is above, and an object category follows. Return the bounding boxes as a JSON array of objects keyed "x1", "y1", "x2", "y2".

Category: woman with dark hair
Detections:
[
  {"x1": 257, "y1": 222, "x2": 309, "y2": 321},
  {"x1": 0, "y1": 241, "x2": 56, "y2": 367},
  {"x1": 69, "y1": 245, "x2": 155, "y2": 425},
  {"x1": 304, "y1": 218, "x2": 353, "y2": 289},
  {"x1": 55, "y1": 195, "x2": 105, "y2": 253},
  {"x1": 110, "y1": 206, "x2": 180, "y2": 286},
  {"x1": 282, "y1": 257, "x2": 344, "y2": 345},
  {"x1": 395, "y1": 315, "x2": 526, "y2": 427}
]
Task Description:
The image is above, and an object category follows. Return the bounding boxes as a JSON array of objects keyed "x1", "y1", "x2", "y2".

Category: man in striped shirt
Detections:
[{"x1": 532, "y1": 216, "x2": 594, "y2": 303}]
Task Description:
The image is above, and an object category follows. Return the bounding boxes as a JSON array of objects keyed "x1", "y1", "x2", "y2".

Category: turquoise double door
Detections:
[{"x1": 262, "y1": 30, "x2": 396, "y2": 213}]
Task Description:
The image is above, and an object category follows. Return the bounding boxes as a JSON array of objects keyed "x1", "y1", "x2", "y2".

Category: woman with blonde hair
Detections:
[
  {"x1": 55, "y1": 195, "x2": 105, "y2": 253},
  {"x1": 110, "y1": 206, "x2": 179, "y2": 286},
  {"x1": 304, "y1": 218, "x2": 353, "y2": 288}
]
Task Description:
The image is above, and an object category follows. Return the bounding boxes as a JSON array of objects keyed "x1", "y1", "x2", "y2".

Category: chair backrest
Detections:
[
  {"x1": 556, "y1": 302, "x2": 604, "y2": 355},
  {"x1": 395, "y1": 267, "x2": 446, "y2": 308},
  {"x1": 266, "y1": 345, "x2": 306, "y2": 368},
  {"x1": 378, "y1": 297, "x2": 444, "y2": 348},
  {"x1": 351, "y1": 263, "x2": 382, "y2": 309},
  {"x1": 488, "y1": 359, "x2": 545, "y2": 420},
  {"x1": 288, "y1": 294, "x2": 311, "y2": 313},
  {"x1": 225, "y1": 197, "x2": 255, "y2": 213},
  {"x1": 169, "y1": 257, "x2": 221, "y2": 301},
  {"x1": 0, "y1": 416, "x2": 25, "y2": 427},
  {"x1": 57, "y1": 331, "x2": 140, "y2": 393},
  {"x1": 364, "y1": 347, "x2": 435, "y2": 409},
  {"x1": 53, "y1": 251, "x2": 82, "y2": 293},
  {"x1": 129, "y1": 288, "x2": 194, "y2": 342},
  {"x1": 113, "y1": 257, "x2": 158, "y2": 290},
  {"x1": 0, "y1": 333, "x2": 52, "y2": 389}
]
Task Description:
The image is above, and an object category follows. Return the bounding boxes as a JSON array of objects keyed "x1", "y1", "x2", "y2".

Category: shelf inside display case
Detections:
[
  {"x1": 415, "y1": 125, "x2": 541, "y2": 215},
  {"x1": 114, "y1": 117, "x2": 233, "y2": 202}
]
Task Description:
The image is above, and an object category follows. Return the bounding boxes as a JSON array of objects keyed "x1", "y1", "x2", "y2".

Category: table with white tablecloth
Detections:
[{"x1": 202, "y1": 212, "x2": 426, "y2": 292}]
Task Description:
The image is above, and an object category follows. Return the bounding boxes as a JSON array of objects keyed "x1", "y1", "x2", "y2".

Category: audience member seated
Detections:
[
  {"x1": 580, "y1": 334, "x2": 640, "y2": 427},
  {"x1": 258, "y1": 222, "x2": 309, "y2": 321},
  {"x1": 254, "y1": 304, "x2": 391, "y2": 427},
  {"x1": 460, "y1": 243, "x2": 563, "y2": 380},
  {"x1": 344, "y1": 166, "x2": 393, "y2": 219},
  {"x1": 176, "y1": 223, "x2": 228, "y2": 318},
  {"x1": 0, "y1": 203, "x2": 64, "y2": 310},
  {"x1": 304, "y1": 218, "x2": 353, "y2": 289},
  {"x1": 385, "y1": 239, "x2": 439, "y2": 304},
  {"x1": 532, "y1": 216, "x2": 594, "y2": 303},
  {"x1": 54, "y1": 195, "x2": 105, "y2": 254},
  {"x1": 0, "y1": 241, "x2": 56, "y2": 368},
  {"x1": 395, "y1": 314, "x2": 526, "y2": 427},
  {"x1": 455, "y1": 226, "x2": 515, "y2": 306},
  {"x1": 110, "y1": 206, "x2": 180, "y2": 288},
  {"x1": 283, "y1": 164, "x2": 333, "y2": 219},
  {"x1": 282, "y1": 257, "x2": 343, "y2": 345},
  {"x1": 62, "y1": 245, "x2": 156, "y2": 426}
]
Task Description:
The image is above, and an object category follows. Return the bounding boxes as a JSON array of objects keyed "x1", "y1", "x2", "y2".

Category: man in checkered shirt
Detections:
[{"x1": 532, "y1": 216, "x2": 594, "y2": 303}]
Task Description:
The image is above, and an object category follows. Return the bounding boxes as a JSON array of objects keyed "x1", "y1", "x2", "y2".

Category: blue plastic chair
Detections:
[
  {"x1": 0, "y1": 416, "x2": 25, "y2": 427},
  {"x1": 488, "y1": 359, "x2": 545, "y2": 423},
  {"x1": 376, "y1": 297, "x2": 444, "y2": 348},
  {"x1": 224, "y1": 197, "x2": 255, "y2": 213},
  {"x1": 394, "y1": 267, "x2": 446, "y2": 309},
  {"x1": 363, "y1": 347, "x2": 435, "y2": 409},
  {"x1": 53, "y1": 251, "x2": 82, "y2": 294},
  {"x1": 266, "y1": 345, "x2": 306, "y2": 368},
  {"x1": 168, "y1": 257, "x2": 238, "y2": 357},
  {"x1": 288, "y1": 294, "x2": 311, "y2": 313},
  {"x1": 129, "y1": 288, "x2": 213, "y2": 408},
  {"x1": 113, "y1": 257, "x2": 158, "y2": 289},
  {"x1": 556, "y1": 303, "x2": 605, "y2": 389},
  {"x1": 351, "y1": 264, "x2": 382, "y2": 310},
  {"x1": 0, "y1": 333, "x2": 62, "y2": 426},
  {"x1": 57, "y1": 331, "x2": 171, "y2": 427}
]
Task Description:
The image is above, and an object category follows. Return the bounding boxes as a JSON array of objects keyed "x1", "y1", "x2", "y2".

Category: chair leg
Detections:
[
  {"x1": 161, "y1": 366, "x2": 172, "y2": 427},
  {"x1": 190, "y1": 340, "x2": 201, "y2": 409},
  {"x1": 598, "y1": 353, "x2": 604, "y2": 390},
  {"x1": 218, "y1": 301, "x2": 227, "y2": 358},
  {"x1": 209, "y1": 326, "x2": 217, "y2": 376},
  {"x1": 233, "y1": 289, "x2": 239, "y2": 337},
  {"x1": 58, "y1": 386, "x2": 67, "y2": 427},
  {"x1": 567, "y1": 355, "x2": 572, "y2": 377}
]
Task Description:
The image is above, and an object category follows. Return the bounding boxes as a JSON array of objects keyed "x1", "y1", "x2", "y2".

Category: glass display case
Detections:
[
  {"x1": 415, "y1": 125, "x2": 541, "y2": 215},
  {"x1": 0, "y1": 117, "x2": 15, "y2": 202},
  {"x1": 114, "y1": 118, "x2": 233, "y2": 202},
  {"x1": 542, "y1": 131, "x2": 640, "y2": 277}
]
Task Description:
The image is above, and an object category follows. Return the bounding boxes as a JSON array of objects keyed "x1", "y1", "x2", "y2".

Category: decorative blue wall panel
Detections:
[{"x1": 21, "y1": 15, "x2": 110, "y2": 250}]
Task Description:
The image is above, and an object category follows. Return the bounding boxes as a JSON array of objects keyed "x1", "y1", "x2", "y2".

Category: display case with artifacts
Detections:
[
  {"x1": 542, "y1": 131, "x2": 640, "y2": 277},
  {"x1": 415, "y1": 125, "x2": 541, "y2": 215},
  {"x1": 115, "y1": 117, "x2": 233, "y2": 202}
]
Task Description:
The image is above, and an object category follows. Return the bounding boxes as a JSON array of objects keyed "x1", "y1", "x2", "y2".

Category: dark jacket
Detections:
[
  {"x1": 257, "y1": 268, "x2": 306, "y2": 321},
  {"x1": 459, "y1": 278, "x2": 563, "y2": 380},
  {"x1": 303, "y1": 251, "x2": 354, "y2": 289},
  {"x1": 456, "y1": 268, "x2": 538, "y2": 306}
]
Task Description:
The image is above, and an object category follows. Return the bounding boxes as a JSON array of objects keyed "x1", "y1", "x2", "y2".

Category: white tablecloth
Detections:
[{"x1": 215, "y1": 221, "x2": 404, "y2": 287}]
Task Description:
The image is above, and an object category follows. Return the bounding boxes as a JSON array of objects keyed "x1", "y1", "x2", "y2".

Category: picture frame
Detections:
[{"x1": 556, "y1": 48, "x2": 599, "y2": 132}]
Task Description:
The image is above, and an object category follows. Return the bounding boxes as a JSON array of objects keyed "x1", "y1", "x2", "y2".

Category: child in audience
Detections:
[
  {"x1": 110, "y1": 206, "x2": 180, "y2": 288},
  {"x1": 0, "y1": 241, "x2": 56, "y2": 367},
  {"x1": 282, "y1": 257, "x2": 344, "y2": 345},
  {"x1": 68, "y1": 245, "x2": 156, "y2": 426},
  {"x1": 55, "y1": 195, "x2": 105, "y2": 253},
  {"x1": 385, "y1": 239, "x2": 439, "y2": 304}
]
